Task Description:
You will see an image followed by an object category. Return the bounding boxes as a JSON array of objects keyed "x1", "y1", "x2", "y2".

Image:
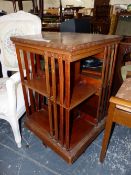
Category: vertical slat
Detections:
[
  {"x1": 53, "y1": 103, "x2": 58, "y2": 139},
  {"x1": 48, "y1": 100, "x2": 53, "y2": 136},
  {"x1": 30, "y1": 52, "x2": 36, "y2": 79},
  {"x1": 97, "y1": 46, "x2": 108, "y2": 121},
  {"x1": 102, "y1": 46, "x2": 111, "y2": 118},
  {"x1": 23, "y1": 50, "x2": 35, "y2": 113},
  {"x1": 16, "y1": 47, "x2": 30, "y2": 115},
  {"x1": 36, "y1": 54, "x2": 41, "y2": 76},
  {"x1": 36, "y1": 54, "x2": 45, "y2": 110},
  {"x1": 65, "y1": 109, "x2": 70, "y2": 150},
  {"x1": 103, "y1": 44, "x2": 118, "y2": 117},
  {"x1": 34, "y1": 92, "x2": 43, "y2": 111},
  {"x1": 65, "y1": 60, "x2": 70, "y2": 149},
  {"x1": 105, "y1": 43, "x2": 118, "y2": 115},
  {"x1": 38, "y1": 94, "x2": 43, "y2": 109},
  {"x1": 23, "y1": 51, "x2": 30, "y2": 80},
  {"x1": 58, "y1": 56, "x2": 64, "y2": 145},
  {"x1": 102, "y1": 45, "x2": 111, "y2": 118},
  {"x1": 44, "y1": 52, "x2": 50, "y2": 97},
  {"x1": 102, "y1": 45, "x2": 114, "y2": 117},
  {"x1": 34, "y1": 92, "x2": 39, "y2": 111},
  {"x1": 30, "y1": 53, "x2": 40, "y2": 111},
  {"x1": 108, "y1": 44, "x2": 118, "y2": 95},
  {"x1": 105, "y1": 44, "x2": 115, "y2": 107},
  {"x1": 65, "y1": 61, "x2": 70, "y2": 108},
  {"x1": 44, "y1": 52, "x2": 53, "y2": 137},
  {"x1": 74, "y1": 61, "x2": 81, "y2": 81},
  {"x1": 102, "y1": 45, "x2": 113, "y2": 117},
  {"x1": 51, "y1": 54, "x2": 56, "y2": 100},
  {"x1": 51, "y1": 54, "x2": 58, "y2": 140}
]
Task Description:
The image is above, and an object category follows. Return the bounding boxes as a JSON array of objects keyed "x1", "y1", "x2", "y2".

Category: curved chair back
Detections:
[{"x1": 0, "y1": 11, "x2": 42, "y2": 77}]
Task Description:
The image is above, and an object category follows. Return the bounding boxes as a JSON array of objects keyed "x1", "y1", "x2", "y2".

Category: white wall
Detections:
[
  {"x1": 0, "y1": 0, "x2": 130, "y2": 14},
  {"x1": 0, "y1": 0, "x2": 32, "y2": 13},
  {"x1": 61, "y1": 0, "x2": 94, "y2": 8},
  {"x1": 0, "y1": 0, "x2": 14, "y2": 13},
  {"x1": 110, "y1": 0, "x2": 131, "y2": 5},
  {"x1": 0, "y1": 0, "x2": 94, "y2": 13}
]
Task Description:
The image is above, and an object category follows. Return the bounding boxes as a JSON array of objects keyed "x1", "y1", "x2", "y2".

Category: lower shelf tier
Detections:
[{"x1": 25, "y1": 109, "x2": 105, "y2": 164}]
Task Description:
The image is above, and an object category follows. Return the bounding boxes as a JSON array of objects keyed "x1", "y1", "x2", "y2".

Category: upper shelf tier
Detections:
[{"x1": 11, "y1": 32, "x2": 122, "y2": 60}]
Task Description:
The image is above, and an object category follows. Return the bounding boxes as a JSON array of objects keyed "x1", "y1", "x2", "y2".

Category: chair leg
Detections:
[
  {"x1": 100, "y1": 103, "x2": 115, "y2": 162},
  {"x1": 10, "y1": 119, "x2": 22, "y2": 148}
]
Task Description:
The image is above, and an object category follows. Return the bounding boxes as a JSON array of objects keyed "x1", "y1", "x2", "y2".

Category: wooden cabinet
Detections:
[
  {"x1": 11, "y1": 32, "x2": 121, "y2": 164},
  {"x1": 92, "y1": 0, "x2": 110, "y2": 34},
  {"x1": 94, "y1": 0, "x2": 110, "y2": 6}
]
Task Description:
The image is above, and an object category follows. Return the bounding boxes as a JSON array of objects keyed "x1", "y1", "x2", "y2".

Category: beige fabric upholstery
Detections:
[
  {"x1": 121, "y1": 65, "x2": 131, "y2": 80},
  {"x1": 116, "y1": 78, "x2": 131, "y2": 112}
]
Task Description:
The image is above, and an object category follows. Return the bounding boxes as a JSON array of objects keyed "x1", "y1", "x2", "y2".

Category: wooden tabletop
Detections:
[{"x1": 11, "y1": 32, "x2": 122, "y2": 52}]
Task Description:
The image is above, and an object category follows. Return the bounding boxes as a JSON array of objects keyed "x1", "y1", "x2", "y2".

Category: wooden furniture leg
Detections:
[
  {"x1": 17, "y1": 0, "x2": 23, "y2": 10},
  {"x1": 100, "y1": 102, "x2": 115, "y2": 162},
  {"x1": 12, "y1": 0, "x2": 17, "y2": 12},
  {"x1": 39, "y1": 0, "x2": 44, "y2": 20},
  {"x1": 32, "y1": 0, "x2": 38, "y2": 13}
]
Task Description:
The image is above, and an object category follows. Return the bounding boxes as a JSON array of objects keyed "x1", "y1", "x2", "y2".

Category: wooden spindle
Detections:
[
  {"x1": 51, "y1": 53, "x2": 58, "y2": 140},
  {"x1": 58, "y1": 56, "x2": 64, "y2": 145},
  {"x1": 45, "y1": 52, "x2": 53, "y2": 136}
]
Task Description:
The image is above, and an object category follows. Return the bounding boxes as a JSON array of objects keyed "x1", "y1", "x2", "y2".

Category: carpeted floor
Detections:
[{"x1": 0, "y1": 115, "x2": 131, "y2": 175}]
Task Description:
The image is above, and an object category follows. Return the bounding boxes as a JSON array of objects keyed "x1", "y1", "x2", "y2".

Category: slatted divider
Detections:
[
  {"x1": 58, "y1": 55, "x2": 65, "y2": 146},
  {"x1": 65, "y1": 60, "x2": 71, "y2": 149},
  {"x1": 23, "y1": 50, "x2": 35, "y2": 113},
  {"x1": 34, "y1": 54, "x2": 44, "y2": 111},
  {"x1": 44, "y1": 52, "x2": 54, "y2": 137},
  {"x1": 97, "y1": 46, "x2": 109, "y2": 121},
  {"x1": 104, "y1": 43, "x2": 118, "y2": 115},
  {"x1": 50, "y1": 53, "x2": 58, "y2": 140},
  {"x1": 16, "y1": 47, "x2": 30, "y2": 115}
]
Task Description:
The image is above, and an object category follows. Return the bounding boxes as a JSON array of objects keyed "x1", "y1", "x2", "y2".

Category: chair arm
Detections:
[
  {"x1": 10, "y1": 72, "x2": 21, "y2": 84},
  {"x1": 10, "y1": 70, "x2": 26, "y2": 83},
  {"x1": 6, "y1": 71, "x2": 25, "y2": 116},
  {"x1": 110, "y1": 96, "x2": 131, "y2": 109},
  {"x1": 6, "y1": 77, "x2": 17, "y2": 117}
]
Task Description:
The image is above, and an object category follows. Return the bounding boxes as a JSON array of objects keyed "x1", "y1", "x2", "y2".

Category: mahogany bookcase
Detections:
[{"x1": 11, "y1": 32, "x2": 121, "y2": 164}]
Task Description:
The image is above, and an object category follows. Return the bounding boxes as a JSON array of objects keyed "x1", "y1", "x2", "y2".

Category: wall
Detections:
[
  {"x1": 0, "y1": 0, "x2": 94, "y2": 13},
  {"x1": 110, "y1": 0, "x2": 131, "y2": 5},
  {"x1": 0, "y1": 0, "x2": 130, "y2": 14},
  {"x1": 0, "y1": 0, "x2": 13, "y2": 13},
  {"x1": 0, "y1": 0, "x2": 32, "y2": 13}
]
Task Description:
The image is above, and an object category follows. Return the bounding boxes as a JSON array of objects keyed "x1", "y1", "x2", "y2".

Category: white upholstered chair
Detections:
[
  {"x1": 0, "y1": 72, "x2": 25, "y2": 147},
  {"x1": 0, "y1": 11, "x2": 42, "y2": 77}
]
